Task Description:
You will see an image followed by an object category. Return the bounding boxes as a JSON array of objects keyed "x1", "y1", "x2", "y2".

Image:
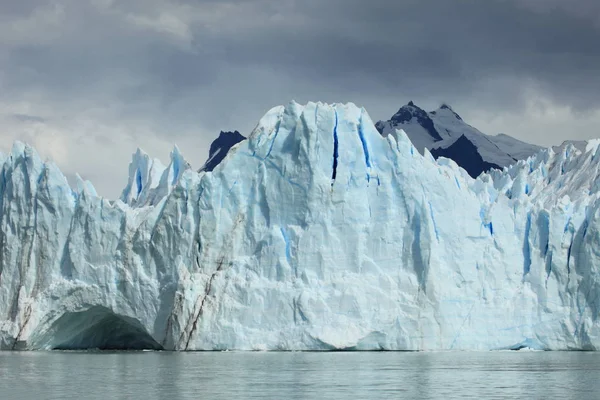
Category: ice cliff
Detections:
[{"x1": 1, "y1": 102, "x2": 600, "y2": 351}]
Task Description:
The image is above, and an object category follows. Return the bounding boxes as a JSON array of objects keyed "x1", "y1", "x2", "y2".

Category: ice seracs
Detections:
[
  {"x1": 0, "y1": 101, "x2": 600, "y2": 351},
  {"x1": 120, "y1": 148, "x2": 166, "y2": 206},
  {"x1": 120, "y1": 146, "x2": 192, "y2": 208}
]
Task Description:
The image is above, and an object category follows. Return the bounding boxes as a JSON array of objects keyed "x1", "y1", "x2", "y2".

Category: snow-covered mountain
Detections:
[
  {"x1": 553, "y1": 140, "x2": 588, "y2": 154},
  {"x1": 1, "y1": 102, "x2": 600, "y2": 351},
  {"x1": 199, "y1": 130, "x2": 246, "y2": 172},
  {"x1": 376, "y1": 102, "x2": 542, "y2": 177},
  {"x1": 489, "y1": 133, "x2": 544, "y2": 161}
]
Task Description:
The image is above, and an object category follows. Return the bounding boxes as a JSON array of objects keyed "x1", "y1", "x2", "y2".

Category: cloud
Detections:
[
  {"x1": 0, "y1": 0, "x2": 599, "y2": 197},
  {"x1": 10, "y1": 113, "x2": 46, "y2": 123}
]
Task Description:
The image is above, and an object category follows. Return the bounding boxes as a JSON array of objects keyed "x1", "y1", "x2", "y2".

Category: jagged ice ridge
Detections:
[{"x1": 1, "y1": 102, "x2": 600, "y2": 351}]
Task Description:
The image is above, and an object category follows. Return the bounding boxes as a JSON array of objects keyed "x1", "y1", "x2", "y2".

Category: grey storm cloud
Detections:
[
  {"x1": 11, "y1": 113, "x2": 45, "y2": 123},
  {"x1": 0, "y1": 0, "x2": 599, "y2": 197}
]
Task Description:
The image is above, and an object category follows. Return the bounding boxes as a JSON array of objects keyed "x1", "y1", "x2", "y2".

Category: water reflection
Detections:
[{"x1": 1, "y1": 351, "x2": 599, "y2": 399}]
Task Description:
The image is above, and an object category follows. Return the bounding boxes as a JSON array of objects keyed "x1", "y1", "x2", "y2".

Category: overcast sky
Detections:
[{"x1": 1, "y1": 0, "x2": 599, "y2": 197}]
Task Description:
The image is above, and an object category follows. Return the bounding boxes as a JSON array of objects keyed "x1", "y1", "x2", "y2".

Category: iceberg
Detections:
[{"x1": 1, "y1": 102, "x2": 600, "y2": 351}]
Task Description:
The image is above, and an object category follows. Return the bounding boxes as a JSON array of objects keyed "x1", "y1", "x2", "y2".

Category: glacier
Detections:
[{"x1": 1, "y1": 101, "x2": 600, "y2": 351}]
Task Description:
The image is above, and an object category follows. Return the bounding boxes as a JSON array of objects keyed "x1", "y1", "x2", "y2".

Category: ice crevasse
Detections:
[{"x1": 1, "y1": 101, "x2": 600, "y2": 351}]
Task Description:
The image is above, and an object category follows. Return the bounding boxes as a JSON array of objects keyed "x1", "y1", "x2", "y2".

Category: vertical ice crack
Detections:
[
  {"x1": 357, "y1": 110, "x2": 372, "y2": 182},
  {"x1": 566, "y1": 233, "x2": 574, "y2": 275},
  {"x1": 539, "y1": 212, "x2": 550, "y2": 257},
  {"x1": 331, "y1": 109, "x2": 339, "y2": 185},
  {"x1": 135, "y1": 168, "x2": 143, "y2": 198},
  {"x1": 487, "y1": 222, "x2": 494, "y2": 236},
  {"x1": 428, "y1": 201, "x2": 440, "y2": 242},
  {"x1": 357, "y1": 111, "x2": 371, "y2": 168},
  {"x1": 545, "y1": 251, "x2": 553, "y2": 288},
  {"x1": 523, "y1": 212, "x2": 532, "y2": 277}
]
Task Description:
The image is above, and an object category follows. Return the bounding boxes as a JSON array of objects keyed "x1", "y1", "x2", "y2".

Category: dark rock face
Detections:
[
  {"x1": 374, "y1": 120, "x2": 386, "y2": 134},
  {"x1": 431, "y1": 135, "x2": 500, "y2": 178},
  {"x1": 387, "y1": 102, "x2": 444, "y2": 141},
  {"x1": 201, "y1": 131, "x2": 246, "y2": 172}
]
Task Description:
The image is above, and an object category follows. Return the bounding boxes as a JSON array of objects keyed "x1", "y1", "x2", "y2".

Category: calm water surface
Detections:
[{"x1": 1, "y1": 351, "x2": 599, "y2": 399}]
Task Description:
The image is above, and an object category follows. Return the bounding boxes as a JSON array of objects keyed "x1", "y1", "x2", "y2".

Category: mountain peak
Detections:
[
  {"x1": 375, "y1": 101, "x2": 541, "y2": 175},
  {"x1": 390, "y1": 101, "x2": 427, "y2": 124},
  {"x1": 384, "y1": 101, "x2": 443, "y2": 144},
  {"x1": 217, "y1": 130, "x2": 244, "y2": 140},
  {"x1": 200, "y1": 130, "x2": 247, "y2": 172},
  {"x1": 434, "y1": 103, "x2": 463, "y2": 121},
  {"x1": 403, "y1": 100, "x2": 421, "y2": 110}
]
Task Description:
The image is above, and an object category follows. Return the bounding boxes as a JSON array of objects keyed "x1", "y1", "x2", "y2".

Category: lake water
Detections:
[{"x1": 1, "y1": 351, "x2": 599, "y2": 399}]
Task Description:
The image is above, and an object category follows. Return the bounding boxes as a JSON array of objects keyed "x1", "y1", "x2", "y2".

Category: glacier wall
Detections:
[{"x1": 1, "y1": 102, "x2": 600, "y2": 351}]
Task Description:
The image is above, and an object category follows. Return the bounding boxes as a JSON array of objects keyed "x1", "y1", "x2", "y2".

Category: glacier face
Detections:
[{"x1": 1, "y1": 102, "x2": 600, "y2": 351}]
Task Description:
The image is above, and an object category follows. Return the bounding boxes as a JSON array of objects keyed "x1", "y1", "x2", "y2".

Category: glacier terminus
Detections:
[{"x1": 1, "y1": 102, "x2": 600, "y2": 351}]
